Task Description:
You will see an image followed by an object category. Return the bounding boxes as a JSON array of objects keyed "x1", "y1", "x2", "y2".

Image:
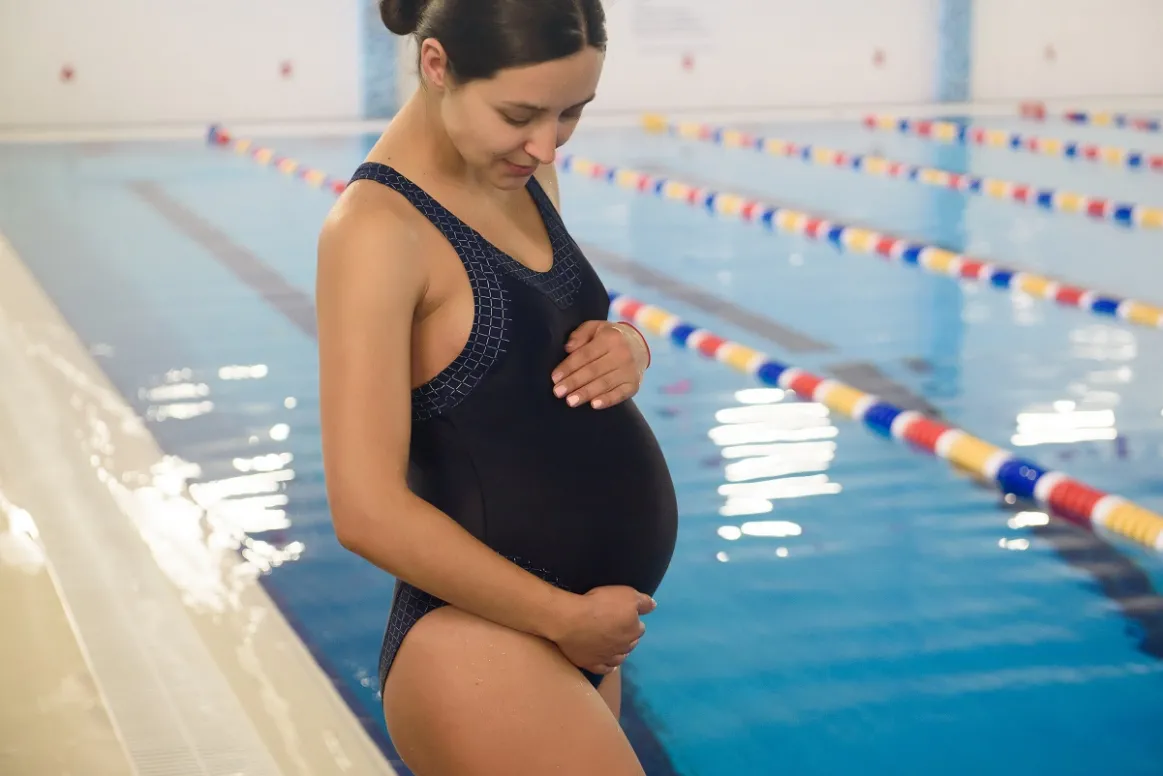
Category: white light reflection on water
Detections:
[
  {"x1": 0, "y1": 488, "x2": 45, "y2": 574},
  {"x1": 1011, "y1": 324, "x2": 1135, "y2": 448},
  {"x1": 708, "y1": 386, "x2": 842, "y2": 559},
  {"x1": 38, "y1": 348, "x2": 305, "y2": 611}
]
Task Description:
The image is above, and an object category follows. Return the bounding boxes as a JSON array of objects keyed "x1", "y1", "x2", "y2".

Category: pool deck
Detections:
[{"x1": 0, "y1": 232, "x2": 397, "y2": 776}]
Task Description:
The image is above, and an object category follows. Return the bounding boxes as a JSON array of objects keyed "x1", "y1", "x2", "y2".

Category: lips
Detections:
[{"x1": 504, "y1": 161, "x2": 537, "y2": 176}]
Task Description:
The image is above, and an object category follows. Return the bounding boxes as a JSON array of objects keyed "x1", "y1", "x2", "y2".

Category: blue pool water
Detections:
[{"x1": 2, "y1": 113, "x2": 1163, "y2": 775}]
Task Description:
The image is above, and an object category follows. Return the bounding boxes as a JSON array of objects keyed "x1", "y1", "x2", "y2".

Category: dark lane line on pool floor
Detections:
[
  {"x1": 129, "y1": 181, "x2": 319, "y2": 339},
  {"x1": 578, "y1": 244, "x2": 944, "y2": 417},
  {"x1": 579, "y1": 242, "x2": 832, "y2": 354}
]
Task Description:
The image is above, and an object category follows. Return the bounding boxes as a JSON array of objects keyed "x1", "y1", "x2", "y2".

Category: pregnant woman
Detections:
[{"x1": 315, "y1": 0, "x2": 678, "y2": 773}]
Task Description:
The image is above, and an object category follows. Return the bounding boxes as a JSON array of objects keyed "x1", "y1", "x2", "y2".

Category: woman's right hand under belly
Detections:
[{"x1": 544, "y1": 585, "x2": 657, "y2": 675}]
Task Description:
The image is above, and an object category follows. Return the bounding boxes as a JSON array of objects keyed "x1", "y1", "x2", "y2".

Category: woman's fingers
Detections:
[
  {"x1": 554, "y1": 352, "x2": 628, "y2": 407},
  {"x1": 552, "y1": 323, "x2": 642, "y2": 407},
  {"x1": 590, "y1": 380, "x2": 638, "y2": 410}
]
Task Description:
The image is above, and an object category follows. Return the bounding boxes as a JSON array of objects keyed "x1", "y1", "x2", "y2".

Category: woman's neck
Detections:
[{"x1": 370, "y1": 89, "x2": 502, "y2": 199}]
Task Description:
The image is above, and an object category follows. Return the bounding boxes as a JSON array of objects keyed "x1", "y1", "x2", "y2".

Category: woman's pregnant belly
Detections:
[{"x1": 414, "y1": 395, "x2": 678, "y2": 597}]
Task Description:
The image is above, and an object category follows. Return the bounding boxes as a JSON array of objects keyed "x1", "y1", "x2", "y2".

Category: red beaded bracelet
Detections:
[{"x1": 616, "y1": 321, "x2": 651, "y2": 369}]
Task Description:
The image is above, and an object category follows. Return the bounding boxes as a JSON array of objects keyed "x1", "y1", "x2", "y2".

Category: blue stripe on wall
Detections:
[
  {"x1": 362, "y1": 0, "x2": 397, "y2": 118},
  {"x1": 936, "y1": 0, "x2": 973, "y2": 103}
]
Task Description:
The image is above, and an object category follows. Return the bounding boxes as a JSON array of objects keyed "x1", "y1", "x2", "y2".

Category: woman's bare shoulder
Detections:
[{"x1": 317, "y1": 178, "x2": 430, "y2": 302}]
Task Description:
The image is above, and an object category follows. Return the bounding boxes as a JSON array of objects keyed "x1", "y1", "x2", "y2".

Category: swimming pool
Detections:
[{"x1": 2, "y1": 111, "x2": 1161, "y2": 775}]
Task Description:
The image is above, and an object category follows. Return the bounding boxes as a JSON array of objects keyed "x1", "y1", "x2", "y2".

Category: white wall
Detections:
[
  {"x1": 389, "y1": 0, "x2": 941, "y2": 117},
  {"x1": 396, "y1": 33, "x2": 421, "y2": 108},
  {"x1": 15, "y1": 0, "x2": 1157, "y2": 129},
  {"x1": 591, "y1": 0, "x2": 940, "y2": 114},
  {"x1": 972, "y1": 0, "x2": 1163, "y2": 101},
  {"x1": 0, "y1": 0, "x2": 361, "y2": 128}
]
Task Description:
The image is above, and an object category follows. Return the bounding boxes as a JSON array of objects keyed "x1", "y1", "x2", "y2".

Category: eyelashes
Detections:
[{"x1": 499, "y1": 110, "x2": 584, "y2": 128}]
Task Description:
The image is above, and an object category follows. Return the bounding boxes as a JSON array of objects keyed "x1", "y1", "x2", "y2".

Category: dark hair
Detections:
[{"x1": 380, "y1": 0, "x2": 607, "y2": 83}]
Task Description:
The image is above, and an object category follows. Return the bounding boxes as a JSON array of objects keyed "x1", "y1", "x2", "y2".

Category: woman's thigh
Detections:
[
  {"x1": 382, "y1": 606, "x2": 644, "y2": 776},
  {"x1": 598, "y1": 668, "x2": 621, "y2": 720}
]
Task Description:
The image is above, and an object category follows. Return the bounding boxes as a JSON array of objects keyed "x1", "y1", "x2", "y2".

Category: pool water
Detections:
[{"x1": 2, "y1": 113, "x2": 1162, "y2": 775}]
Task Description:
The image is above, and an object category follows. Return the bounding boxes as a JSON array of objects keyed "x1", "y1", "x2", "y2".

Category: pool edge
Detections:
[{"x1": 0, "y1": 229, "x2": 398, "y2": 776}]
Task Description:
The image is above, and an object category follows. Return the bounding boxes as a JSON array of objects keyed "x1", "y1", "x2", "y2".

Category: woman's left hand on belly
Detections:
[{"x1": 551, "y1": 321, "x2": 650, "y2": 410}]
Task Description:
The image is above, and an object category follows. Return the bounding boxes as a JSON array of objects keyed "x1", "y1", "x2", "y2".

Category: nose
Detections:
[{"x1": 524, "y1": 122, "x2": 557, "y2": 166}]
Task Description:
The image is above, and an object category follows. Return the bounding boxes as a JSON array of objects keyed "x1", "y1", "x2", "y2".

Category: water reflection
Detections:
[
  {"x1": 1008, "y1": 511, "x2": 1050, "y2": 529},
  {"x1": 1012, "y1": 404, "x2": 1117, "y2": 447},
  {"x1": 219, "y1": 364, "x2": 270, "y2": 380},
  {"x1": 234, "y1": 453, "x2": 294, "y2": 473},
  {"x1": 0, "y1": 488, "x2": 45, "y2": 573},
  {"x1": 718, "y1": 498, "x2": 773, "y2": 517},
  {"x1": 114, "y1": 450, "x2": 305, "y2": 600},
  {"x1": 1070, "y1": 326, "x2": 1136, "y2": 362},
  {"x1": 144, "y1": 382, "x2": 210, "y2": 401},
  {"x1": 147, "y1": 400, "x2": 215, "y2": 422},
  {"x1": 723, "y1": 441, "x2": 836, "y2": 482},
  {"x1": 189, "y1": 468, "x2": 296, "y2": 534},
  {"x1": 720, "y1": 474, "x2": 842, "y2": 501},
  {"x1": 717, "y1": 520, "x2": 803, "y2": 539},
  {"x1": 145, "y1": 374, "x2": 215, "y2": 422},
  {"x1": 19, "y1": 321, "x2": 308, "y2": 612},
  {"x1": 709, "y1": 387, "x2": 842, "y2": 548},
  {"x1": 1012, "y1": 324, "x2": 1134, "y2": 448}
]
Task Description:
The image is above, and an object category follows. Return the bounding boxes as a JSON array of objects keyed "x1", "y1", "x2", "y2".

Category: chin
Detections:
[
  {"x1": 492, "y1": 162, "x2": 536, "y2": 188},
  {"x1": 494, "y1": 174, "x2": 530, "y2": 191}
]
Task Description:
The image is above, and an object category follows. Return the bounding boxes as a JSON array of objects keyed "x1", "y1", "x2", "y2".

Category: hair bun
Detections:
[{"x1": 380, "y1": 0, "x2": 429, "y2": 35}]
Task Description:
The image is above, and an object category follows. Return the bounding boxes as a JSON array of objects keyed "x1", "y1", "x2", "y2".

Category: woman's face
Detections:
[{"x1": 421, "y1": 42, "x2": 604, "y2": 189}]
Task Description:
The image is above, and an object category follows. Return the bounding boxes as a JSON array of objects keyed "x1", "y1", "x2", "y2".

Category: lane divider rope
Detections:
[
  {"x1": 208, "y1": 125, "x2": 352, "y2": 194},
  {"x1": 1020, "y1": 101, "x2": 1163, "y2": 134},
  {"x1": 863, "y1": 114, "x2": 1163, "y2": 173},
  {"x1": 208, "y1": 123, "x2": 1163, "y2": 330},
  {"x1": 1059, "y1": 111, "x2": 1162, "y2": 133},
  {"x1": 642, "y1": 114, "x2": 1163, "y2": 231},
  {"x1": 550, "y1": 153, "x2": 1163, "y2": 331},
  {"x1": 204, "y1": 123, "x2": 1163, "y2": 553},
  {"x1": 610, "y1": 291, "x2": 1163, "y2": 553}
]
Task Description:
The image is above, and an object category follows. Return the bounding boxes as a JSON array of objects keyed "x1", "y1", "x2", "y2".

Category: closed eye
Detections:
[
  {"x1": 500, "y1": 112, "x2": 534, "y2": 127},
  {"x1": 500, "y1": 95, "x2": 595, "y2": 126}
]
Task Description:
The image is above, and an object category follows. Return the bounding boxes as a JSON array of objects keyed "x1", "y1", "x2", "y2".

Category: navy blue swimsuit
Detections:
[{"x1": 348, "y1": 163, "x2": 679, "y2": 692}]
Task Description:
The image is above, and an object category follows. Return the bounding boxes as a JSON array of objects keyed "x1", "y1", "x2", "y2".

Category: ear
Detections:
[{"x1": 419, "y1": 38, "x2": 451, "y2": 90}]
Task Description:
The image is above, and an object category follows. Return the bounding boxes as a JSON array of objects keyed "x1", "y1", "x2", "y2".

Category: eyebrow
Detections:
[{"x1": 502, "y1": 95, "x2": 596, "y2": 113}]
